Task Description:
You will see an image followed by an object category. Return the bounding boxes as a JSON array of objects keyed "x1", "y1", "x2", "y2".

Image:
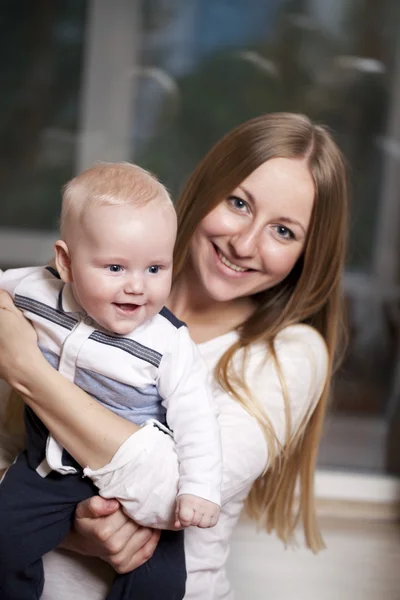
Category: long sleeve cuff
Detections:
[
  {"x1": 177, "y1": 482, "x2": 221, "y2": 506},
  {"x1": 83, "y1": 422, "x2": 180, "y2": 528}
]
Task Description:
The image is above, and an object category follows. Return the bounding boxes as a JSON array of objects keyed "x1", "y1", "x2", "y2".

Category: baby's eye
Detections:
[
  {"x1": 107, "y1": 265, "x2": 123, "y2": 273},
  {"x1": 147, "y1": 265, "x2": 160, "y2": 274},
  {"x1": 227, "y1": 196, "x2": 249, "y2": 212},
  {"x1": 274, "y1": 226, "x2": 295, "y2": 240}
]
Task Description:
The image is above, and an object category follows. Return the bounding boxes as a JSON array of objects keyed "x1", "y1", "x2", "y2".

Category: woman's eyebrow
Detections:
[{"x1": 238, "y1": 185, "x2": 254, "y2": 202}]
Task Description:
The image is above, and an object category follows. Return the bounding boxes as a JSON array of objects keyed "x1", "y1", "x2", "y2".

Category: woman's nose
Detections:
[{"x1": 229, "y1": 224, "x2": 260, "y2": 258}]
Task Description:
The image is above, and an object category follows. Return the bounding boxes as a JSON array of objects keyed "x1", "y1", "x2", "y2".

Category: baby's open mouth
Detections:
[{"x1": 113, "y1": 303, "x2": 140, "y2": 313}]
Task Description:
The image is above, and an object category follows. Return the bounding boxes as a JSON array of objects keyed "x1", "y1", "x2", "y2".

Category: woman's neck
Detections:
[{"x1": 167, "y1": 265, "x2": 255, "y2": 344}]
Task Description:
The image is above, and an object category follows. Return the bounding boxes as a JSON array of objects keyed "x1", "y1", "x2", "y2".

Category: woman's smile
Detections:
[{"x1": 212, "y1": 243, "x2": 254, "y2": 276}]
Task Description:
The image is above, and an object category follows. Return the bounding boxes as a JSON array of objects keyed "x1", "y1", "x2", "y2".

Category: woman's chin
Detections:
[
  {"x1": 202, "y1": 277, "x2": 247, "y2": 303},
  {"x1": 201, "y1": 272, "x2": 276, "y2": 304}
]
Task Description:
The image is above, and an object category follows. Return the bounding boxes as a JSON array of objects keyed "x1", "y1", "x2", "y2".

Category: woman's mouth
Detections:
[{"x1": 212, "y1": 244, "x2": 252, "y2": 274}]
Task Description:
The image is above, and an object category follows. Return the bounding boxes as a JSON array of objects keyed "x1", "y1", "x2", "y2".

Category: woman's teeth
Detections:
[{"x1": 217, "y1": 249, "x2": 248, "y2": 272}]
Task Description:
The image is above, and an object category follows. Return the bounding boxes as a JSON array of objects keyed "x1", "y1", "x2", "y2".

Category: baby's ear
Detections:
[{"x1": 54, "y1": 240, "x2": 73, "y2": 283}]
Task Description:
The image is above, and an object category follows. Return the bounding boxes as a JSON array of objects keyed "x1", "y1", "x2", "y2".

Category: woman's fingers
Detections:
[
  {"x1": 62, "y1": 498, "x2": 130, "y2": 559},
  {"x1": 75, "y1": 496, "x2": 120, "y2": 520},
  {"x1": 74, "y1": 497, "x2": 132, "y2": 549},
  {"x1": 73, "y1": 495, "x2": 161, "y2": 572},
  {"x1": 0, "y1": 290, "x2": 19, "y2": 312},
  {"x1": 0, "y1": 291, "x2": 39, "y2": 385},
  {"x1": 111, "y1": 528, "x2": 161, "y2": 574},
  {"x1": 97, "y1": 516, "x2": 139, "y2": 554},
  {"x1": 73, "y1": 495, "x2": 161, "y2": 574}
]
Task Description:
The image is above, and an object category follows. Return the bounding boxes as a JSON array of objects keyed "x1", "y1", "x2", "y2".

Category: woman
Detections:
[{"x1": 0, "y1": 112, "x2": 348, "y2": 599}]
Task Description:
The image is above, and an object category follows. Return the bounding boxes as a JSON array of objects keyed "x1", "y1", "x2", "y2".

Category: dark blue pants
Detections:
[{"x1": 0, "y1": 451, "x2": 186, "y2": 600}]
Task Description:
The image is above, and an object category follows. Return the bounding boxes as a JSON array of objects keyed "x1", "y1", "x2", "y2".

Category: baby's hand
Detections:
[{"x1": 175, "y1": 494, "x2": 220, "y2": 529}]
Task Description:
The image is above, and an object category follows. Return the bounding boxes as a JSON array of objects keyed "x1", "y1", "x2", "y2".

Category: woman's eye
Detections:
[
  {"x1": 227, "y1": 196, "x2": 249, "y2": 212},
  {"x1": 107, "y1": 265, "x2": 123, "y2": 273},
  {"x1": 274, "y1": 226, "x2": 295, "y2": 240},
  {"x1": 148, "y1": 265, "x2": 160, "y2": 274}
]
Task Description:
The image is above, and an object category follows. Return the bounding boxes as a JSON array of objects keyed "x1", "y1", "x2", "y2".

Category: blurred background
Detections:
[{"x1": 1, "y1": 1, "x2": 399, "y2": 597}]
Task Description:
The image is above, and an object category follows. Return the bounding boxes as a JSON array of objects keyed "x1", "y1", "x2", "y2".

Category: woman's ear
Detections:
[{"x1": 54, "y1": 240, "x2": 73, "y2": 283}]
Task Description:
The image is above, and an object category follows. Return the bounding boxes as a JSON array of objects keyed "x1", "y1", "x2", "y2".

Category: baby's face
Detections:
[{"x1": 67, "y1": 200, "x2": 176, "y2": 335}]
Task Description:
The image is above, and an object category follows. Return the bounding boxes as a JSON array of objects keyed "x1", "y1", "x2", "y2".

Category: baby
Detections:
[{"x1": 0, "y1": 163, "x2": 222, "y2": 600}]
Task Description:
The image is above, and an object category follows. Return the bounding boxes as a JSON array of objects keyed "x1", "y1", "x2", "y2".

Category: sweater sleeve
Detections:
[
  {"x1": 157, "y1": 326, "x2": 222, "y2": 505},
  {"x1": 217, "y1": 324, "x2": 328, "y2": 503},
  {"x1": 84, "y1": 325, "x2": 328, "y2": 527}
]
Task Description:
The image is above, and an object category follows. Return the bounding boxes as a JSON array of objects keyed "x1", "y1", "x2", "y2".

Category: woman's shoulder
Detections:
[
  {"x1": 242, "y1": 325, "x2": 328, "y2": 441},
  {"x1": 198, "y1": 324, "x2": 328, "y2": 396},
  {"x1": 249, "y1": 323, "x2": 327, "y2": 362},
  {"x1": 244, "y1": 323, "x2": 328, "y2": 394},
  {"x1": 275, "y1": 323, "x2": 327, "y2": 355}
]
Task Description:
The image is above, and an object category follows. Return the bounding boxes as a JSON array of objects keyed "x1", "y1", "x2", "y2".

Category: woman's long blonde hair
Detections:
[{"x1": 174, "y1": 113, "x2": 348, "y2": 552}]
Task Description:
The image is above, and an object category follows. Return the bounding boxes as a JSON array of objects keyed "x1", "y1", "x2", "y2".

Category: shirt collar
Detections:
[{"x1": 57, "y1": 283, "x2": 83, "y2": 315}]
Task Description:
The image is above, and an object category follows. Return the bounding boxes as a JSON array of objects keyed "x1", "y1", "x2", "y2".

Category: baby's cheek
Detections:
[{"x1": 153, "y1": 277, "x2": 172, "y2": 304}]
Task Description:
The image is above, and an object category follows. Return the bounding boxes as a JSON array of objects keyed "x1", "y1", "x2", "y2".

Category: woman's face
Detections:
[{"x1": 189, "y1": 157, "x2": 315, "y2": 303}]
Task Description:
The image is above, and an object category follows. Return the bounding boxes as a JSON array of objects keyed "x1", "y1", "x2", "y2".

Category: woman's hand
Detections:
[
  {"x1": 0, "y1": 290, "x2": 40, "y2": 387},
  {"x1": 63, "y1": 496, "x2": 160, "y2": 574}
]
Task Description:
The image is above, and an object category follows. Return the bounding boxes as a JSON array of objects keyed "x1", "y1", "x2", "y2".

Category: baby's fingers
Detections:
[
  {"x1": 197, "y1": 512, "x2": 218, "y2": 528},
  {"x1": 176, "y1": 505, "x2": 194, "y2": 528},
  {"x1": 189, "y1": 509, "x2": 202, "y2": 527}
]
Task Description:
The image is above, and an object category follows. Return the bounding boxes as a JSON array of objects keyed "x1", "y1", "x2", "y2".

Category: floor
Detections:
[{"x1": 226, "y1": 514, "x2": 400, "y2": 600}]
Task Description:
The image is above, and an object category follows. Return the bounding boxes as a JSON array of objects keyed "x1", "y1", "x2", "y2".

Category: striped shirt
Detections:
[{"x1": 0, "y1": 266, "x2": 222, "y2": 505}]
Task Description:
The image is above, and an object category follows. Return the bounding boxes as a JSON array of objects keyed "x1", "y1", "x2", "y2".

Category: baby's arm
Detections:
[{"x1": 157, "y1": 326, "x2": 222, "y2": 529}]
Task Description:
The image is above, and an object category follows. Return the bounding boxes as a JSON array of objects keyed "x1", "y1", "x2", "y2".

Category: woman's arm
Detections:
[
  {"x1": 0, "y1": 384, "x2": 26, "y2": 472},
  {"x1": 0, "y1": 291, "x2": 139, "y2": 470},
  {"x1": 16, "y1": 355, "x2": 138, "y2": 469}
]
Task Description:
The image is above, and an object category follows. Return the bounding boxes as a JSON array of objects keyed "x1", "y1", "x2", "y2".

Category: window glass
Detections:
[{"x1": 0, "y1": 1, "x2": 87, "y2": 230}]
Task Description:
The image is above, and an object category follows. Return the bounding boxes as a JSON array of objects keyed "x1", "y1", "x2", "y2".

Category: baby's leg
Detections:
[
  {"x1": 0, "y1": 450, "x2": 97, "y2": 599},
  {"x1": 107, "y1": 529, "x2": 186, "y2": 600}
]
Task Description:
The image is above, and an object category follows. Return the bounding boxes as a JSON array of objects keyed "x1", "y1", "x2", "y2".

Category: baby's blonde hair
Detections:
[{"x1": 60, "y1": 162, "x2": 173, "y2": 238}]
